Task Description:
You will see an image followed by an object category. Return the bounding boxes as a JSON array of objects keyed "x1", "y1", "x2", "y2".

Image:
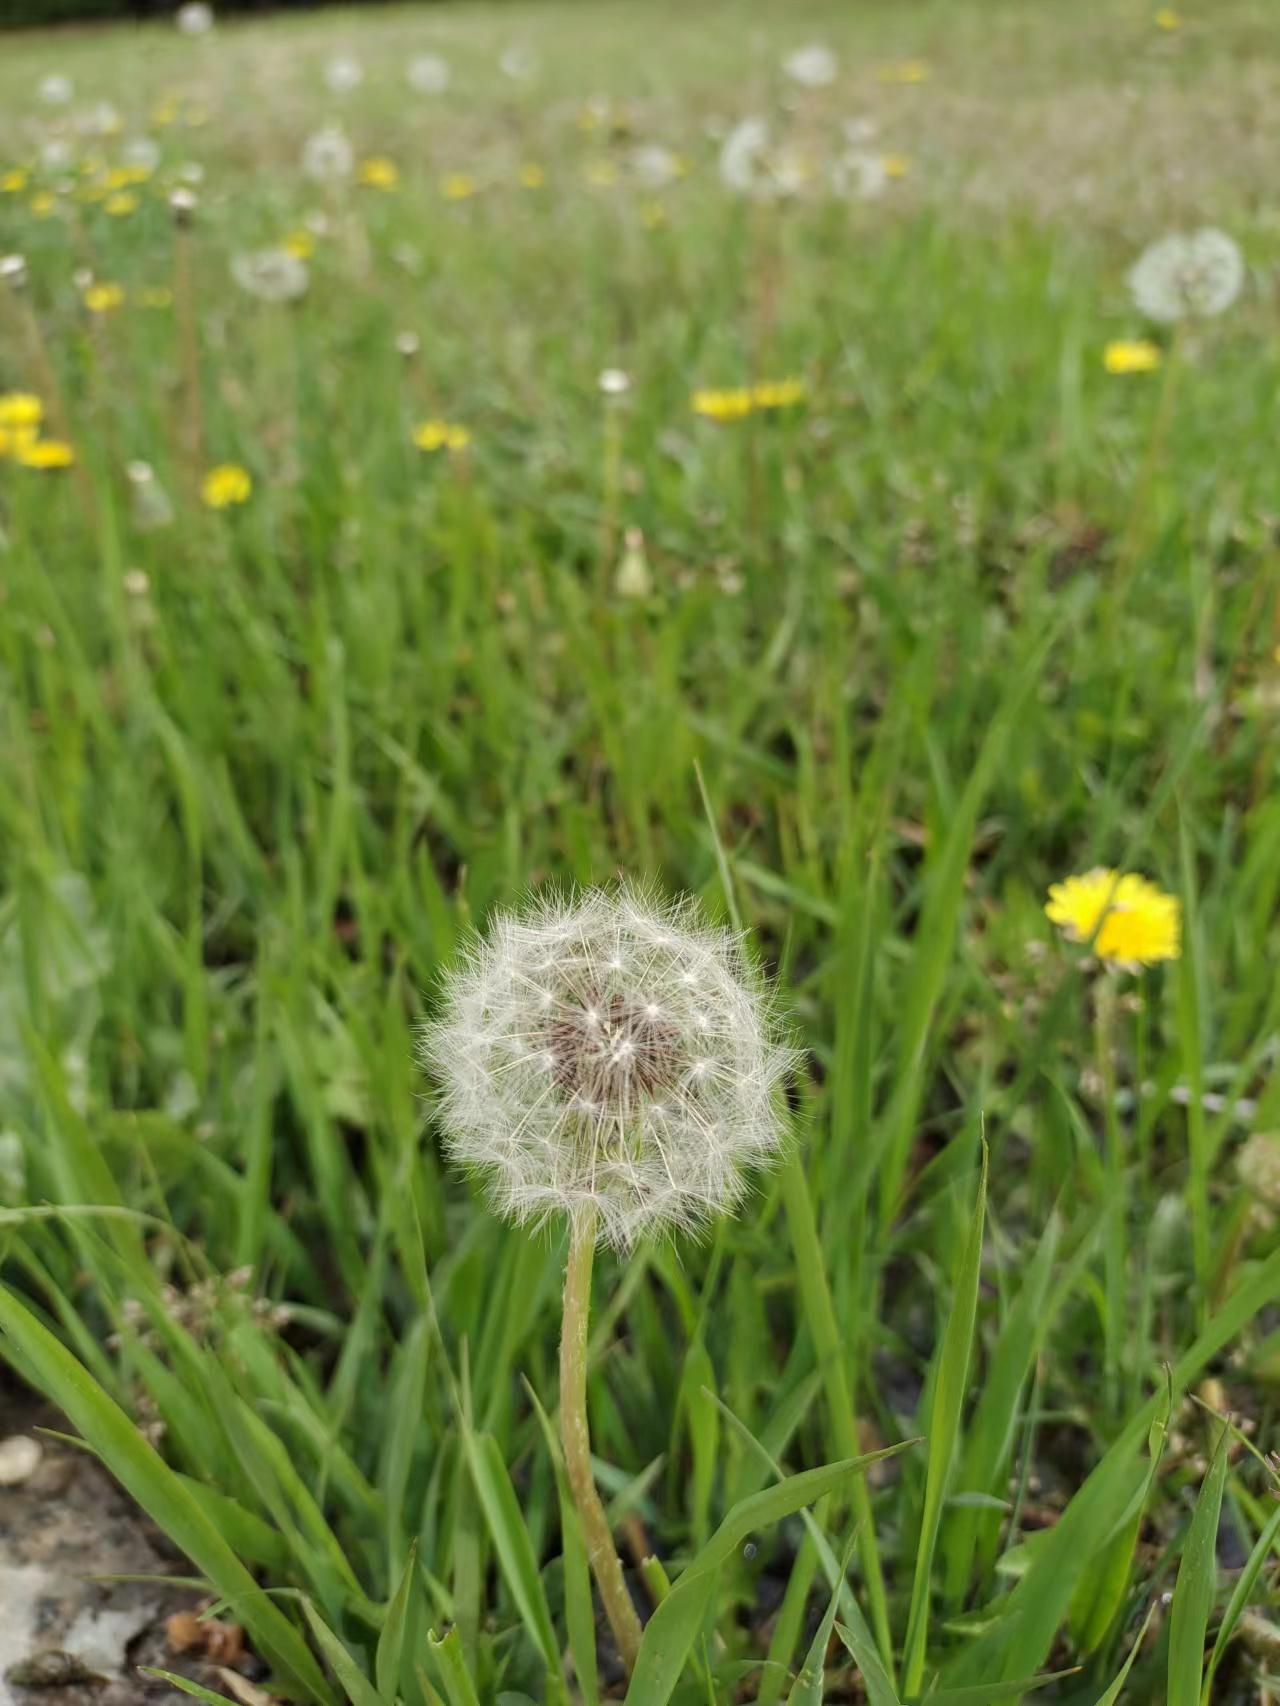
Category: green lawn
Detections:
[{"x1": 1, "y1": 1, "x2": 1279, "y2": 1701}]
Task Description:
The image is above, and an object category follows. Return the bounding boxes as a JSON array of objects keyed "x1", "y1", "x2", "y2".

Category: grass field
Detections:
[{"x1": 2, "y1": 1, "x2": 1280, "y2": 1701}]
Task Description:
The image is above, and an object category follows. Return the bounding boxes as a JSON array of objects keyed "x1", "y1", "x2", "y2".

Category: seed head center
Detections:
[{"x1": 543, "y1": 990, "x2": 684, "y2": 1115}]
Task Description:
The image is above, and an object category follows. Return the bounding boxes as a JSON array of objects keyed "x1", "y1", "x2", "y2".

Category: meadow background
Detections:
[{"x1": 1, "y1": 0, "x2": 1279, "y2": 1701}]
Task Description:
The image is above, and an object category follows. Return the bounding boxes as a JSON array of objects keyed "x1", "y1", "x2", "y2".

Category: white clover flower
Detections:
[
  {"x1": 175, "y1": 1, "x2": 214, "y2": 35},
  {"x1": 39, "y1": 73, "x2": 73, "y2": 105},
  {"x1": 718, "y1": 117, "x2": 809, "y2": 199},
  {"x1": 302, "y1": 125, "x2": 355, "y2": 183},
  {"x1": 1127, "y1": 228, "x2": 1244, "y2": 322},
  {"x1": 784, "y1": 43, "x2": 838, "y2": 88},
  {"x1": 231, "y1": 246, "x2": 309, "y2": 304},
  {"x1": 407, "y1": 53, "x2": 450, "y2": 95},
  {"x1": 423, "y1": 886, "x2": 795, "y2": 1248},
  {"x1": 324, "y1": 55, "x2": 363, "y2": 95}
]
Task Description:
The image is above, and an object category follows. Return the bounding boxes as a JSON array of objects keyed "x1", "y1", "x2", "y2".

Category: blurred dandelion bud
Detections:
[
  {"x1": 783, "y1": 43, "x2": 838, "y2": 88},
  {"x1": 423, "y1": 885, "x2": 793, "y2": 1249},
  {"x1": 597, "y1": 367, "x2": 630, "y2": 399},
  {"x1": 395, "y1": 330, "x2": 420, "y2": 359},
  {"x1": 615, "y1": 527, "x2": 652, "y2": 600},
  {"x1": 126, "y1": 461, "x2": 174, "y2": 531},
  {"x1": 0, "y1": 254, "x2": 28, "y2": 291},
  {"x1": 302, "y1": 126, "x2": 355, "y2": 184},
  {"x1": 1127, "y1": 228, "x2": 1244, "y2": 322},
  {"x1": 323, "y1": 55, "x2": 363, "y2": 95},
  {"x1": 39, "y1": 73, "x2": 73, "y2": 105},
  {"x1": 407, "y1": 53, "x2": 450, "y2": 95},
  {"x1": 1237, "y1": 1134, "x2": 1280, "y2": 1208},
  {"x1": 231, "y1": 247, "x2": 309, "y2": 304},
  {"x1": 169, "y1": 186, "x2": 198, "y2": 224},
  {"x1": 175, "y1": 1, "x2": 214, "y2": 34}
]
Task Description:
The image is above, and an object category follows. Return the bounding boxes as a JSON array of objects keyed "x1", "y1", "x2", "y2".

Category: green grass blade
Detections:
[
  {"x1": 1166, "y1": 1424, "x2": 1228, "y2": 1706},
  {"x1": 0, "y1": 1285, "x2": 334, "y2": 1704},
  {"x1": 1091, "y1": 1600, "x2": 1159, "y2": 1706},
  {"x1": 901, "y1": 1142, "x2": 988, "y2": 1694}
]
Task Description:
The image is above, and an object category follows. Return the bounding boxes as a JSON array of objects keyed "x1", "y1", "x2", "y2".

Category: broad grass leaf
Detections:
[{"x1": 1166, "y1": 1425, "x2": 1229, "y2": 1706}]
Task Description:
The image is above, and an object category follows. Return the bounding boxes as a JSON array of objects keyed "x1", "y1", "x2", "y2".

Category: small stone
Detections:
[{"x1": 0, "y1": 1435, "x2": 42, "y2": 1486}]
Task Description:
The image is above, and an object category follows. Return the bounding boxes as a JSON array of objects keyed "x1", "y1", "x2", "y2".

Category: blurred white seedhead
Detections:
[
  {"x1": 831, "y1": 148, "x2": 887, "y2": 200},
  {"x1": 231, "y1": 246, "x2": 309, "y2": 304},
  {"x1": 407, "y1": 53, "x2": 450, "y2": 95},
  {"x1": 175, "y1": 1, "x2": 214, "y2": 35},
  {"x1": 630, "y1": 143, "x2": 681, "y2": 189},
  {"x1": 121, "y1": 136, "x2": 161, "y2": 174},
  {"x1": 39, "y1": 73, "x2": 73, "y2": 105},
  {"x1": 302, "y1": 125, "x2": 355, "y2": 183},
  {"x1": 784, "y1": 43, "x2": 838, "y2": 88},
  {"x1": 423, "y1": 886, "x2": 794, "y2": 1248},
  {"x1": 719, "y1": 117, "x2": 809, "y2": 199},
  {"x1": 1127, "y1": 228, "x2": 1243, "y2": 322},
  {"x1": 500, "y1": 45, "x2": 537, "y2": 81},
  {"x1": 324, "y1": 55, "x2": 363, "y2": 95}
]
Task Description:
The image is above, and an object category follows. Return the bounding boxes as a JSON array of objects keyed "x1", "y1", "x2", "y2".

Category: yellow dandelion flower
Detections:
[
  {"x1": 882, "y1": 153, "x2": 912, "y2": 179},
  {"x1": 152, "y1": 101, "x2": 180, "y2": 128},
  {"x1": 517, "y1": 162, "x2": 545, "y2": 189},
  {"x1": 0, "y1": 393, "x2": 44, "y2": 429},
  {"x1": 1154, "y1": 8, "x2": 1182, "y2": 28},
  {"x1": 201, "y1": 462, "x2": 252, "y2": 508},
  {"x1": 283, "y1": 229, "x2": 316, "y2": 259},
  {"x1": 29, "y1": 192, "x2": 56, "y2": 218},
  {"x1": 441, "y1": 173, "x2": 478, "y2": 201},
  {"x1": 0, "y1": 424, "x2": 38, "y2": 459},
  {"x1": 413, "y1": 418, "x2": 471, "y2": 453},
  {"x1": 576, "y1": 106, "x2": 602, "y2": 132},
  {"x1": 16, "y1": 437, "x2": 75, "y2": 469},
  {"x1": 585, "y1": 160, "x2": 617, "y2": 188},
  {"x1": 1104, "y1": 339, "x2": 1162, "y2": 374},
  {"x1": 104, "y1": 190, "x2": 139, "y2": 216},
  {"x1": 2, "y1": 169, "x2": 29, "y2": 194},
  {"x1": 750, "y1": 377, "x2": 806, "y2": 410},
  {"x1": 878, "y1": 59, "x2": 930, "y2": 83},
  {"x1": 1045, "y1": 868, "x2": 1181, "y2": 966},
  {"x1": 83, "y1": 282, "x2": 125, "y2": 313},
  {"x1": 640, "y1": 199, "x2": 667, "y2": 229},
  {"x1": 692, "y1": 387, "x2": 755, "y2": 423},
  {"x1": 359, "y1": 156, "x2": 399, "y2": 190},
  {"x1": 105, "y1": 166, "x2": 133, "y2": 190}
]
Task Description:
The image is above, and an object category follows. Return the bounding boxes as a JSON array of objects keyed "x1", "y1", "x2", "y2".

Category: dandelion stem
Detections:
[
  {"x1": 559, "y1": 1209, "x2": 643, "y2": 1671},
  {"x1": 1094, "y1": 972, "x2": 1125, "y2": 1409}
]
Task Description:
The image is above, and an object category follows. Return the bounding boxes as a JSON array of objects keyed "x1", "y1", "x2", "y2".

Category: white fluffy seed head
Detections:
[
  {"x1": 1127, "y1": 228, "x2": 1244, "y2": 323},
  {"x1": 421, "y1": 885, "x2": 796, "y2": 1249}
]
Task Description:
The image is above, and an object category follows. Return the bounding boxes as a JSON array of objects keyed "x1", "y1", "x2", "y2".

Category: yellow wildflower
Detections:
[
  {"x1": 83, "y1": 282, "x2": 125, "y2": 313},
  {"x1": 1045, "y1": 868, "x2": 1181, "y2": 966},
  {"x1": 750, "y1": 377, "x2": 806, "y2": 410},
  {"x1": 152, "y1": 101, "x2": 180, "y2": 128},
  {"x1": 138, "y1": 287, "x2": 174, "y2": 309},
  {"x1": 0, "y1": 393, "x2": 44, "y2": 429},
  {"x1": 1154, "y1": 8, "x2": 1181, "y2": 27},
  {"x1": 641, "y1": 199, "x2": 667, "y2": 230},
  {"x1": 585, "y1": 160, "x2": 617, "y2": 188},
  {"x1": 692, "y1": 387, "x2": 755, "y2": 423},
  {"x1": 441, "y1": 173, "x2": 478, "y2": 201},
  {"x1": 283, "y1": 229, "x2": 316, "y2": 259},
  {"x1": 1104, "y1": 339, "x2": 1162, "y2": 374},
  {"x1": 358, "y1": 156, "x2": 399, "y2": 190},
  {"x1": 30, "y1": 192, "x2": 56, "y2": 218},
  {"x1": 0, "y1": 425, "x2": 38, "y2": 458},
  {"x1": 878, "y1": 59, "x2": 930, "y2": 83},
  {"x1": 1, "y1": 169, "x2": 29, "y2": 194},
  {"x1": 413, "y1": 419, "x2": 471, "y2": 453},
  {"x1": 16, "y1": 438, "x2": 75, "y2": 469},
  {"x1": 517, "y1": 163, "x2": 545, "y2": 189},
  {"x1": 104, "y1": 191, "x2": 139, "y2": 216},
  {"x1": 882, "y1": 153, "x2": 912, "y2": 179},
  {"x1": 201, "y1": 463, "x2": 252, "y2": 508}
]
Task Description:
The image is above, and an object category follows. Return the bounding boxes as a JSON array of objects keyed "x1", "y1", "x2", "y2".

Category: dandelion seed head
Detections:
[
  {"x1": 407, "y1": 54, "x2": 450, "y2": 95},
  {"x1": 1127, "y1": 228, "x2": 1243, "y2": 322},
  {"x1": 231, "y1": 246, "x2": 309, "y2": 304},
  {"x1": 422, "y1": 885, "x2": 795, "y2": 1248},
  {"x1": 302, "y1": 126, "x2": 355, "y2": 183},
  {"x1": 175, "y1": 1, "x2": 214, "y2": 35},
  {"x1": 323, "y1": 55, "x2": 363, "y2": 95},
  {"x1": 783, "y1": 43, "x2": 838, "y2": 89}
]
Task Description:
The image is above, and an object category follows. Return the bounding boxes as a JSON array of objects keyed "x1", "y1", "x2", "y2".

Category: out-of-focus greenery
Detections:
[{"x1": 1, "y1": 1, "x2": 1279, "y2": 1702}]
